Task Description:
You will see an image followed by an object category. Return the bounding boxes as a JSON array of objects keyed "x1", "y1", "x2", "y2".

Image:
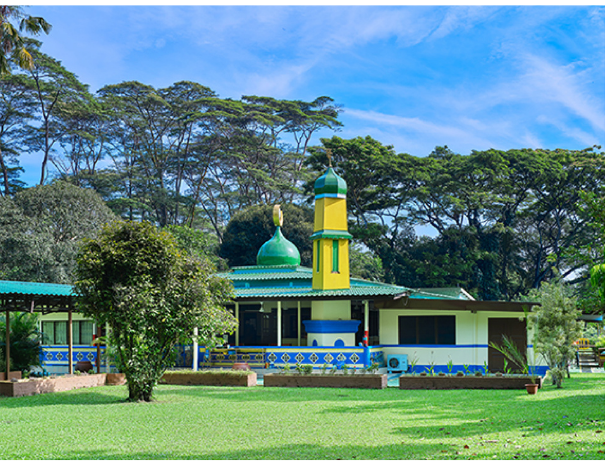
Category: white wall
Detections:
[{"x1": 379, "y1": 308, "x2": 534, "y2": 371}]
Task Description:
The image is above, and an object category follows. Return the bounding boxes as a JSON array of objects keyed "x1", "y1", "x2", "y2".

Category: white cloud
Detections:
[
  {"x1": 518, "y1": 54, "x2": 605, "y2": 132},
  {"x1": 342, "y1": 108, "x2": 502, "y2": 154}
]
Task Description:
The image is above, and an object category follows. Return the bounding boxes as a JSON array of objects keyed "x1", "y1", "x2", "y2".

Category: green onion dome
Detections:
[
  {"x1": 314, "y1": 167, "x2": 347, "y2": 197},
  {"x1": 256, "y1": 226, "x2": 301, "y2": 266}
]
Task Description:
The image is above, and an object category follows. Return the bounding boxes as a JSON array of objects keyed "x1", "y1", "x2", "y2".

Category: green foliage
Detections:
[
  {"x1": 526, "y1": 280, "x2": 583, "y2": 388},
  {"x1": 219, "y1": 203, "x2": 313, "y2": 267},
  {"x1": 312, "y1": 140, "x2": 605, "y2": 300},
  {"x1": 0, "y1": 181, "x2": 116, "y2": 283},
  {"x1": 0, "y1": 6, "x2": 51, "y2": 76},
  {"x1": 489, "y1": 334, "x2": 537, "y2": 383},
  {"x1": 302, "y1": 364, "x2": 313, "y2": 375},
  {"x1": 163, "y1": 224, "x2": 227, "y2": 271},
  {"x1": 74, "y1": 220, "x2": 237, "y2": 401},
  {"x1": 0, "y1": 312, "x2": 42, "y2": 373},
  {"x1": 349, "y1": 243, "x2": 384, "y2": 281},
  {"x1": 367, "y1": 362, "x2": 379, "y2": 374}
]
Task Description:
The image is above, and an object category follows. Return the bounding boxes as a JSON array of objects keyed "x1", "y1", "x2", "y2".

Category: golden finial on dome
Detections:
[
  {"x1": 273, "y1": 204, "x2": 283, "y2": 227},
  {"x1": 326, "y1": 148, "x2": 333, "y2": 168}
]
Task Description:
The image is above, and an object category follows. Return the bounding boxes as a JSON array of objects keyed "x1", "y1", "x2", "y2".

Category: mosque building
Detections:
[{"x1": 28, "y1": 165, "x2": 545, "y2": 375}]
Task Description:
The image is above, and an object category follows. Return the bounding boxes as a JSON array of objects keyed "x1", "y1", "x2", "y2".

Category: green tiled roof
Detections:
[
  {"x1": 234, "y1": 285, "x2": 408, "y2": 299},
  {"x1": 216, "y1": 265, "x2": 311, "y2": 281},
  {"x1": 218, "y1": 264, "x2": 474, "y2": 301},
  {"x1": 0, "y1": 280, "x2": 74, "y2": 296}
]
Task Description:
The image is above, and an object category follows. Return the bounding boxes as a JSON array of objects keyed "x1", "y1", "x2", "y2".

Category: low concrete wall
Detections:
[
  {"x1": 399, "y1": 374, "x2": 542, "y2": 390},
  {"x1": 264, "y1": 373, "x2": 387, "y2": 389},
  {"x1": 0, "y1": 374, "x2": 107, "y2": 398},
  {"x1": 161, "y1": 371, "x2": 257, "y2": 387}
]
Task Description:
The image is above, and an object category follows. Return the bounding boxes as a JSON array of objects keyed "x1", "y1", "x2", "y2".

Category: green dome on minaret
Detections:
[
  {"x1": 314, "y1": 167, "x2": 347, "y2": 197},
  {"x1": 256, "y1": 205, "x2": 301, "y2": 266}
]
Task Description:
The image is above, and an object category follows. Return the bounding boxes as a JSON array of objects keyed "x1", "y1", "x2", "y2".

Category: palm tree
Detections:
[{"x1": 0, "y1": 5, "x2": 51, "y2": 76}]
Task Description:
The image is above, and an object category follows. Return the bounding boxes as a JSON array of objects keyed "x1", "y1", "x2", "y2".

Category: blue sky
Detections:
[{"x1": 20, "y1": 5, "x2": 605, "y2": 185}]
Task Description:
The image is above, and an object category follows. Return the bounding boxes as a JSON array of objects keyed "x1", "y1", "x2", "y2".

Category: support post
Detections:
[
  {"x1": 277, "y1": 301, "x2": 282, "y2": 347},
  {"x1": 363, "y1": 300, "x2": 370, "y2": 347},
  {"x1": 193, "y1": 327, "x2": 199, "y2": 371},
  {"x1": 5, "y1": 308, "x2": 10, "y2": 380},
  {"x1": 297, "y1": 301, "x2": 301, "y2": 346},
  {"x1": 95, "y1": 323, "x2": 101, "y2": 374},
  {"x1": 68, "y1": 303, "x2": 73, "y2": 375},
  {"x1": 235, "y1": 302, "x2": 239, "y2": 346},
  {"x1": 105, "y1": 323, "x2": 110, "y2": 373}
]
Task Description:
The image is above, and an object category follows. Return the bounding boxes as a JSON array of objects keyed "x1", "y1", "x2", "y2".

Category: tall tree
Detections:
[
  {"x1": 22, "y1": 47, "x2": 92, "y2": 185},
  {"x1": 75, "y1": 220, "x2": 237, "y2": 402},
  {"x1": 0, "y1": 180, "x2": 116, "y2": 283},
  {"x1": 0, "y1": 72, "x2": 35, "y2": 195},
  {"x1": 0, "y1": 6, "x2": 50, "y2": 76},
  {"x1": 527, "y1": 280, "x2": 583, "y2": 388}
]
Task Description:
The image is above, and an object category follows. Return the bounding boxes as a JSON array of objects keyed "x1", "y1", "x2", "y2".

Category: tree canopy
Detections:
[
  {"x1": 219, "y1": 203, "x2": 314, "y2": 268},
  {"x1": 74, "y1": 220, "x2": 237, "y2": 402},
  {"x1": 0, "y1": 180, "x2": 116, "y2": 283},
  {"x1": 1, "y1": 23, "x2": 603, "y2": 309}
]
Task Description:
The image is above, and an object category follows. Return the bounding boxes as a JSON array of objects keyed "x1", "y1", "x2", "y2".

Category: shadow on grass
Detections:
[{"x1": 35, "y1": 440, "x2": 605, "y2": 460}]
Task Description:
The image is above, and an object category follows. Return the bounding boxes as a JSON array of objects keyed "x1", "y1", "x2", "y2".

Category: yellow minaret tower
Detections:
[{"x1": 311, "y1": 163, "x2": 352, "y2": 290}]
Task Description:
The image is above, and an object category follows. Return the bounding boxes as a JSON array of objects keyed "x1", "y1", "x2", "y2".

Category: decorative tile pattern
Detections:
[
  {"x1": 336, "y1": 353, "x2": 346, "y2": 362},
  {"x1": 76, "y1": 352, "x2": 84, "y2": 361},
  {"x1": 295, "y1": 353, "x2": 304, "y2": 363},
  {"x1": 281, "y1": 353, "x2": 291, "y2": 363},
  {"x1": 56, "y1": 352, "x2": 64, "y2": 361},
  {"x1": 350, "y1": 353, "x2": 360, "y2": 364},
  {"x1": 268, "y1": 352, "x2": 277, "y2": 363},
  {"x1": 323, "y1": 353, "x2": 334, "y2": 363},
  {"x1": 309, "y1": 353, "x2": 319, "y2": 363},
  {"x1": 87, "y1": 352, "x2": 95, "y2": 361}
]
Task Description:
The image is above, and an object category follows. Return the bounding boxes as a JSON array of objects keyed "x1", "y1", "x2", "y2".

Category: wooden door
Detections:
[{"x1": 488, "y1": 318, "x2": 527, "y2": 373}]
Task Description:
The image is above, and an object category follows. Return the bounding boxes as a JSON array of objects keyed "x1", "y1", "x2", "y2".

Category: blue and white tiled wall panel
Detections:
[
  {"x1": 263, "y1": 346, "x2": 368, "y2": 369},
  {"x1": 40, "y1": 345, "x2": 115, "y2": 374},
  {"x1": 369, "y1": 347, "x2": 385, "y2": 367},
  {"x1": 198, "y1": 346, "x2": 373, "y2": 369}
]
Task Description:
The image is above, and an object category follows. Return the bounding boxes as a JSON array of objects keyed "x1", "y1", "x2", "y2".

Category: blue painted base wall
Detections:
[{"x1": 38, "y1": 344, "x2": 549, "y2": 376}]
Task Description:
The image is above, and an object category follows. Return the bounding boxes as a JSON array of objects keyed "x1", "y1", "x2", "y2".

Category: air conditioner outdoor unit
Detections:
[{"x1": 387, "y1": 354, "x2": 408, "y2": 373}]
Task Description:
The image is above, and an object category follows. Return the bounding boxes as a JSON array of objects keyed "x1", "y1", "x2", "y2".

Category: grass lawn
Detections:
[{"x1": 1, "y1": 373, "x2": 604, "y2": 460}]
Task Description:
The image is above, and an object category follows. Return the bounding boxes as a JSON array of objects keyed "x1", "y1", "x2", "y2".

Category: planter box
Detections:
[
  {"x1": 264, "y1": 373, "x2": 387, "y2": 389},
  {"x1": 399, "y1": 374, "x2": 543, "y2": 390},
  {"x1": 0, "y1": 374, "x2": 107, "y2": 398},
  {"x1": 0, "y1": 371, "x2": 22, "y2": 381},
  {"x1": 161, "y1": 371, "x2": 257, "y2": 387}
]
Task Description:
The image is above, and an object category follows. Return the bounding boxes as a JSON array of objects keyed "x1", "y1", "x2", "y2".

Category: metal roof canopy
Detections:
[{"x1": 1, "y1": 280, "x2": 77, "y2": 380}]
